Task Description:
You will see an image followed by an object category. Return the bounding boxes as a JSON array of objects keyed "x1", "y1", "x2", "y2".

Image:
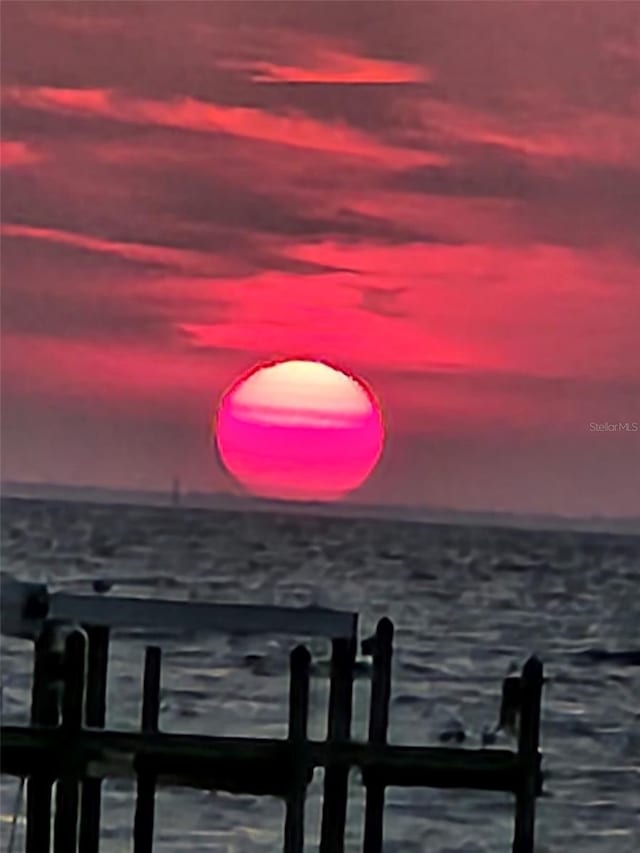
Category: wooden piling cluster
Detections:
[{"x1": 1, "y1": 606, "x2": 544, "y2": 852}]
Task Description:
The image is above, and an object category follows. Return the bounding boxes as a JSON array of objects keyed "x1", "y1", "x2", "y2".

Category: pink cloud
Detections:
[
  {"x1": 1, "y1": 223, "x2": 246, "y2": 277},
  {"x1": 277, "y1": 240, "x2": 640, "y2": 382},
  {"x1": 228, "y1": 47, "x2": 431, "y2": 84},
  {"x1": 413, "y1": 97, "x2": 640, "y2": 166},
  {"x1": 0, "y1": 139, "x2": 42, "y2": 168},
  {"x1": 177, "y1": 265, "x2": 496, "y2": 375},
  {"x1": 1, "y1": 330, "x2": 232, "y2": 407},
  {"x1": 4, "y1": 84, "x2": 445, "y2": 168}
]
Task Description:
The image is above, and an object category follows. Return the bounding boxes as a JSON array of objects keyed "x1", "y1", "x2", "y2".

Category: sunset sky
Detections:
[{"x1": 2, "y1": 1, "x2": 639, "y2": 517}]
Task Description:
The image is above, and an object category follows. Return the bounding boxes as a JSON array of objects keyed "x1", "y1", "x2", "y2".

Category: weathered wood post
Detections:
[
  {"x1": 26, "y1": 623, "x2": 62, "y2": 853},
  {"x1": 284, "y1": 645, "x2": 311, "y2": 853},
  {"x1": 133, "y1": 646, "x2": 162, "y2": 853},
  {"x1": 319, "y1": 635, "x2": 356, "y2": 853},
  {"x1": 78, "y1": 625, "x2": 110, "y2": 853},
  {"x1": 362, "y1": 618, "x2": 394, "y2": 853},
  {"x1": 53, "y1": 628, "x2": 88, "y2": 853},
  {"x1": 512, "y1": 656, "x2": 543, "y2": 853}
]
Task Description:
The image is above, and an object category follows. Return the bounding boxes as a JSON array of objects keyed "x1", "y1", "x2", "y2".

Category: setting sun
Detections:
[{"x1": 214, "y1": 359, "x2": 385, "y2": 500}]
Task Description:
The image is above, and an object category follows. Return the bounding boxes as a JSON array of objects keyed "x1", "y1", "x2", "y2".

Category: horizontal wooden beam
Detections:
[
  {"x1": 54, "y1": 592, "x2": 358, "y2": 639},
  {"x1": 322, "y1": 742, "x2": 520, "y2": 793},
  {"x1": 2, "y1": 726, "x2": 295, "y2": 797},
  {"x1": 1, "y1": 578, "x2": 358, "y2": 641},
  {"x1": 1, "y1": 726, "x2": 525, "y2": 797}
]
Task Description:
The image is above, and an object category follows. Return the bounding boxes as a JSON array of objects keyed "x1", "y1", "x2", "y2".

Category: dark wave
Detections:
[{"x1": 573, "y1": 648, "x2": 640, "y2": 666}]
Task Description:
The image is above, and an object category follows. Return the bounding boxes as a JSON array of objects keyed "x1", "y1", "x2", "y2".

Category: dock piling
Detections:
[
  {"x1": 284, "y1": 645, "x2": 311, "y2": 853},
  {"x1": 53, "y1": 628, "x2": 87, "y2": 853},
  {"x1": 26, "y1": 625, "x2": 61, "y2": 853},
  {"x1": 512, "y1": 656, "x2": 543, "y2": 853},
  {"x1": 79, "y1": 625, "x2": 110, "y2": 853},
  {"x1": 133, "y1": 646, "x2": 162, "y2": 853},
  {"x1": 362, "y1": 618, "x2": 394, "y2": 853},
  {"x1": 319, "y1": 636, "x2": 357, "y2": 853}
]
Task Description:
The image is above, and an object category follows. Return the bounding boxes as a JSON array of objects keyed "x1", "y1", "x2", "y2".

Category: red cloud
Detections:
[
  {"x1": 4, "y1": 84, "x2": 445, "y2": 168},
  {"x1": 413, "y1": 97, "x2": 640, "y2": 166},
  {"x1": 228, "y1": 47, "x2": 431, "y2": 84},
  {"x1": 272, "y1": 240, "x2": 639, "y2": 382},
  {"x1": 1, "y1": 223, "x2": 244, "y2": 277},
  {"x1": 1, "y1": 330, "x2": 231, "y2": 406},
  {"x1": 177, "y1": 263, "x2": 493, "y2": 376},
  {"x1": 0, "y1": 140, "x2": 42, "y2": 168}
]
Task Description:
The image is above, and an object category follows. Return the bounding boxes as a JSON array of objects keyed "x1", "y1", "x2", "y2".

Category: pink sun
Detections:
[{"x1": 214, "y1": 359, "x2": 385, "y2": 500}]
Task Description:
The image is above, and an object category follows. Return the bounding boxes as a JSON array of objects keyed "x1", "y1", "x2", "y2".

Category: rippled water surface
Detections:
[{"x1": 1, "y1": 498, "x2": 639, "y2": 852}]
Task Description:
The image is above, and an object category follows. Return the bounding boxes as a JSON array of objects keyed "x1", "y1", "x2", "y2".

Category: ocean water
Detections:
[{"x1": 1, "y1": 497, "x2": 638, "y2": 852}]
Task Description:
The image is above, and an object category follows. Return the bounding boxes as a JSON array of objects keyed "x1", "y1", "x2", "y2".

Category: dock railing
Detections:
[{"x1": 1, "y1": 577, "x2": 544, "y2": 852}]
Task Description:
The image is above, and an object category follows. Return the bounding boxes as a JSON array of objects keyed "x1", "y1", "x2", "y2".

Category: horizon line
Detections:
[{"x1": 2, "y1": 479, "x2": 639, "y2": 535}]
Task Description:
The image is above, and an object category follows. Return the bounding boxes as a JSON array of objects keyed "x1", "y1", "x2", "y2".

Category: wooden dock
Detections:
[{"x1": 1, "y1": 578, "x2": 544, "y2": 852}]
